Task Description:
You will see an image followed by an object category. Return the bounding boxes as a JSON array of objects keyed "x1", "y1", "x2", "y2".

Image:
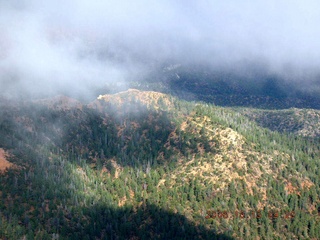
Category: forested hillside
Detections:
[
  {"x1": 0, "y1": 89, "x2": 319, "y2": 239},
  {"x1": 128, "y1": 66, "x2": 320, "y2": 110},
  {"x1": 237, "y1": 108, "x2": 320, "y2": 138}
]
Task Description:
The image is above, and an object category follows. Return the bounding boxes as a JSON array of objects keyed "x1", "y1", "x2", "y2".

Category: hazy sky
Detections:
[{"x1": 1, "y1": 0, "x2": 320, "y2": 98}]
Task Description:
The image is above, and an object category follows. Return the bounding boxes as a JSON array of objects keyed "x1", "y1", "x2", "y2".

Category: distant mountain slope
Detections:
[
  {"x1": 238, "y1": 108, "x2": 320, "y2": 138},
  {"x1": 125, "y1": 65, "x2": 320, "y2": 109},
  {"x1": 0, "y1": 90, "x2": 319, "y2": 239}
]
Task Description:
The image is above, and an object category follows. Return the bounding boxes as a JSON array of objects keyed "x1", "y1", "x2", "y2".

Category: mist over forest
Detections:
[{"x1": 1, "y1": 2, "x2": 320, "y2": 239}]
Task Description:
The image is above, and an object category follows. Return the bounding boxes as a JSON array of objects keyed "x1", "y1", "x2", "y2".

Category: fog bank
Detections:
[{"x1": 1, "y1": 0, "x2": 320, "y2": 99}]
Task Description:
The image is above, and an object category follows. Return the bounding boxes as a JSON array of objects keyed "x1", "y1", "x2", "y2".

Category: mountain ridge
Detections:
[{"x1": 0, "y1": 89, "x2": 319, "y2": 239}]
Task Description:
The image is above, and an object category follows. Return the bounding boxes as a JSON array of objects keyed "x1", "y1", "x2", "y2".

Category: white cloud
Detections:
[{"x1": 1, "y1": 0, "x2": 320, "y2": 98}]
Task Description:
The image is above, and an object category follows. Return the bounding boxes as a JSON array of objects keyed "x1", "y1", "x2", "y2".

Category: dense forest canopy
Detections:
[{"x1": 0, "y1": 89, "x2": 319, "y2": 239}]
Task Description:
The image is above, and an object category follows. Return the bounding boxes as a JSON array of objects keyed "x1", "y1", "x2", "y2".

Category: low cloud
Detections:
[{"x1": 1, "y1": 0, "x2": 320, "y2": 99}]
